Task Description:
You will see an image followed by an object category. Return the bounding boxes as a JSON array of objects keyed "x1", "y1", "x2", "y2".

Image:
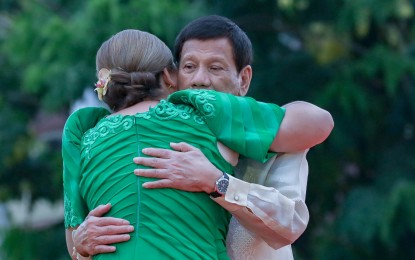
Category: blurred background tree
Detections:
[{"x1": 1, "y1": 0, "x2": 414, "y2": 259}]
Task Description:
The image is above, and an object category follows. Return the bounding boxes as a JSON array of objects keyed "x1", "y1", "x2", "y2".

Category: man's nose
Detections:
[{"x1": 191, "y1": 68, "x2": 211, "y2": 88}]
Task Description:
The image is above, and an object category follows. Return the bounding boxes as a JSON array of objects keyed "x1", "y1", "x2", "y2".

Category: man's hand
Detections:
[
  {"x1": 133, "y1": 142, "x2": 222, "y2": 194},
  {"x1": 73, "y1": 204, "x2": 134, "y2": 257}
]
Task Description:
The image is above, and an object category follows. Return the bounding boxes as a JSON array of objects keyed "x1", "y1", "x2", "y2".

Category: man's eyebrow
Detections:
[
  {"x1": 182, "y1": 53, "x2": 228, "y2": 63},
  {"x1": 180, "y1": 53, "x2": 196, "y2": 60}
]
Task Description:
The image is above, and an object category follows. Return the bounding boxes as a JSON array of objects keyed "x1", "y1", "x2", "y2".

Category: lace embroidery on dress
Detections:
[
  {"x1": 82, "y1": 100, "x2": 209, "y2": 158},
  {"x1": 151, "y1": 100, "x2": 195, "y2": 121},
  {"x1": 83, "y1": 115, "x2": 134, "y2": 158},
  {"x1": 176, "y1": 90, "x2": 216, "y2": 119},
  {"x1": 64, "y1": 190, "x2": 83, "y2": 227}
]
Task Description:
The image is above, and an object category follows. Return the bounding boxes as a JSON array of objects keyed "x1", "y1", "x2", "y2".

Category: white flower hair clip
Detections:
[{"x1": 94, "y1": 68, "x2": 111, "y2": 101}]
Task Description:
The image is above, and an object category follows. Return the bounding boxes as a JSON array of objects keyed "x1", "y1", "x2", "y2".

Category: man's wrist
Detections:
[
  {"x1": 209, "y1": 172, "x2": 230, "y2": 198},
  {"x1": 205, "y1": 169, "x2": 223, "y2": 194},
  {"x1": 72, "y1": 229, "x2": 91, "y2": 259},
  {"x1": 72, "y1": 247, "x2": 92, "y2": 260},
  {"x1": 74, "y1": 251, "x2": 92, "y2": 260}
]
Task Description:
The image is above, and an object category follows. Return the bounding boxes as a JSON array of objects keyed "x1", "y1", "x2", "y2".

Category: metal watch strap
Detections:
[{"x1": 209, "y1": 172, "x2": 229, "y2": 198}]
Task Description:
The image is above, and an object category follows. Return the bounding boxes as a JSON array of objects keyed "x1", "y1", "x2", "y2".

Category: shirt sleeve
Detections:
[
  {"x1": 167, "y1": 89, "x2": 285, "y2": 162},
  {"x1": 213, "y1": 150, "x2": 310, "y2": 249},
  {"x1": 62, "y1": 107, "x2": 110, "y2": 228}
]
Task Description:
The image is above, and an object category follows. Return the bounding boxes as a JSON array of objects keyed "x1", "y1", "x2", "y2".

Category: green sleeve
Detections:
[
  {"x1": 168, "y1": 89, "x2": 285, "y2": 163},
  {"x1": 62, "y1": 107, "x2": 110, "y2": 228}
]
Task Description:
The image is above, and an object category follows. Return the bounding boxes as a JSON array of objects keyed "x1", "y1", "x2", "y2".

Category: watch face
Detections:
[{"x1": 217, "y1": 179, "x2": 229, "y2": 194}]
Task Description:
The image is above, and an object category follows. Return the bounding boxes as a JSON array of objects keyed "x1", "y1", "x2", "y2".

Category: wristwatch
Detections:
[{"x1": 209, "y1": 172, "x2": 229, "y2": 198}]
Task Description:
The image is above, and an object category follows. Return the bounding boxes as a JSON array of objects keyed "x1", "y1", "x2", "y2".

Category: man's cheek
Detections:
[
  {"x1": 177, "y1": 79, "x2": 191, "y2": 90},
  {"x1": 177, "y1": 76, "x2": 191, "y2": 89}
]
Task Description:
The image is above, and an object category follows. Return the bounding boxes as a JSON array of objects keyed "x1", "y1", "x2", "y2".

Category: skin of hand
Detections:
[
  {"x1": 133, "y1": 142, "x2": 223, "y2": 193},
  {"x1": 68, "y1": 204, "x2": 134, "y2": 257}
]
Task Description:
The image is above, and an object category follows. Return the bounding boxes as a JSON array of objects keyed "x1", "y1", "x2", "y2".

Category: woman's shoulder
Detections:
[
  {"x1": 64, "y1": 107, "x2": 110, "y2": 138},
  {"x1": 68, "y1": 107, "x2": 110, "y2": 119}
]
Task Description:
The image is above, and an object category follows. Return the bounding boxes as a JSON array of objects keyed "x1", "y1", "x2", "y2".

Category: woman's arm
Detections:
[
  {"x1": 270, "y1": 101, "x2": 334, "y2": 153},
  {"x1": 62, "y1": 107, "x2": 113, "y2": 258},
  {"x1": 168, "y1": 89, "x2": 333, "y2": 161}
]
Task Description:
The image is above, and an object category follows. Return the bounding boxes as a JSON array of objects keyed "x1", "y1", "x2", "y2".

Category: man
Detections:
[{"x1": 71, "y1": 15, "x2": 333, "y2": 259}]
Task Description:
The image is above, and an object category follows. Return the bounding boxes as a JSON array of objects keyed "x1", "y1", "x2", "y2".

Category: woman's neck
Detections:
[{"x1": 113, "y1": 100, "x2": 160, "y2": 116}]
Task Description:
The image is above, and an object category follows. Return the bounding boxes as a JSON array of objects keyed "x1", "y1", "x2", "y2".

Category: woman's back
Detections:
[{"x1": 79, "y1": 100, "x2": 233, "y2": 259}]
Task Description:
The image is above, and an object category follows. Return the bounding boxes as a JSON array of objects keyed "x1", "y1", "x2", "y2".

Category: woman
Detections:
[{"x1": 63, "y1": 29, "x2": 285, "y2": 259}]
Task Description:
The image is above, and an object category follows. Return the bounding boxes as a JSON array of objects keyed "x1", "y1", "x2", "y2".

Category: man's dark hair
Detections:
[{"x1": 174, "y1": 15, "x2": 253, "y2": 72}]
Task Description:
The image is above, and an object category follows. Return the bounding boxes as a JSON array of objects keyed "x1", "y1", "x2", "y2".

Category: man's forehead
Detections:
[
  {"x1": 181, "y1": 52, "x2": 229, "y2": 62},
  {"x1": 180, "y1": 38, "x2": 235, "y2": 63}
]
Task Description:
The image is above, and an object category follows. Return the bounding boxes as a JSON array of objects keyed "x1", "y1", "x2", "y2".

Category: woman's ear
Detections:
[{"x1": 162, "y1": 68, "x2": 178, "y2": 93}]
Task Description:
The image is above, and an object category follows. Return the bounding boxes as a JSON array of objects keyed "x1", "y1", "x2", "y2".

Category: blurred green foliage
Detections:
[
  {"x1": 2, "y1": 224, "x2": 67, "y2": 260},
  {"x1": 1, "y1": 0, "x2": 414, "y2": 259}
]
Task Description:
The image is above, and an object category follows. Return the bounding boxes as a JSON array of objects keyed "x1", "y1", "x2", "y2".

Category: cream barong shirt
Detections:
[{"x1": 214, "y1": 150, "x2": 309, "y2": 259}]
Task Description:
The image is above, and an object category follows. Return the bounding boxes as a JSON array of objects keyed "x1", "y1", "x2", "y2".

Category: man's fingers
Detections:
[
  {"x1": 141, "y1": 147, "x2": 173, "y2": 158},
  {"x1": 170, "y1": 142, "x2": 197, "y2": 152},
  {"x1": 133, "y1": 157, "x2": 166, "y2": 169},
  {"x1": 87, "y1": 204, "x2": 112, "y2": 217},
  {"x1": 99, "y1": 224, "x2": 134, "y2": 235},
  {"x1": 85, "y1": 216, "x2": 131, "y2": 226},
  {"x1": 134, "y1": 168, "x2": 168, "y2": 178},
  {"x1": 142, "y1": 179, "x2": 173, "y2": 189},
  {"x1": 96, "y1": 234, "x2": 131, "y2": 245},
  {"x1": 92, "y1": 245, "x2": 117, "y2": 254},
  {"x1": 96, "y1": 218, "x2": 131, "y2": 227}
]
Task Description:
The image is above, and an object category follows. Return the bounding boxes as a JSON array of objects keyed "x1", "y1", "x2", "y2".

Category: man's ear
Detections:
[
  {"x1": 162, "y1": 68, "x2": 178, "y2": 91},
  {"x1": 238, "y1": 65, "x2": 252, "y2": 96}
]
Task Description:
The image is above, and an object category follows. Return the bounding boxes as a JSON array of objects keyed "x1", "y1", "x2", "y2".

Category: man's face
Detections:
[{"x1": 177, "y1": 38, "x2": 250, "y2": 96}]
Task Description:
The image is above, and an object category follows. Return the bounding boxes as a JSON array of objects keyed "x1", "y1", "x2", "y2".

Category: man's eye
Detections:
[
  {"x1": 183, "y1": 64, "x2": 195, "y2": 71},
  {"x1": 210, "y1": 66, "x2": 222, "y2": 71}
]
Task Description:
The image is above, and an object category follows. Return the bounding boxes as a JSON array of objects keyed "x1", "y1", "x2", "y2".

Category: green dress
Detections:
[{"x1": 63, "y1": 89, "x2": 285, "y2": 260}]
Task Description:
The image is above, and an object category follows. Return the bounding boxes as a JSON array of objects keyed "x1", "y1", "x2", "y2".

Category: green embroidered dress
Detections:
[{"x1": 63, "y1": 90, "x2": 285, "y2": 260}]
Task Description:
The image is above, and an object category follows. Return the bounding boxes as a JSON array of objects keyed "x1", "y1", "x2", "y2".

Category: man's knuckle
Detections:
[
  {"x1": 92, "y1": 247, "x2": 99, "y2": 254},
  {"x1": 106, "y1": 226, "x2": 114, "y2": 233},
  {"x1": 151, "y1": 158, "x2": 158, "y2": 165}
]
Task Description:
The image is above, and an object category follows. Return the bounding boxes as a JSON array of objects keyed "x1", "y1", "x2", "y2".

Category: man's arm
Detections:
[
  {"x1": 69, "y1": 204, "x2": 134, "y2": 257},
  {"x1": 216, "y1": 151, "x2": 309, "y2": 248},
  {"x1": 133, "y1": 144, "x2": 309, "y2": 248}
]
